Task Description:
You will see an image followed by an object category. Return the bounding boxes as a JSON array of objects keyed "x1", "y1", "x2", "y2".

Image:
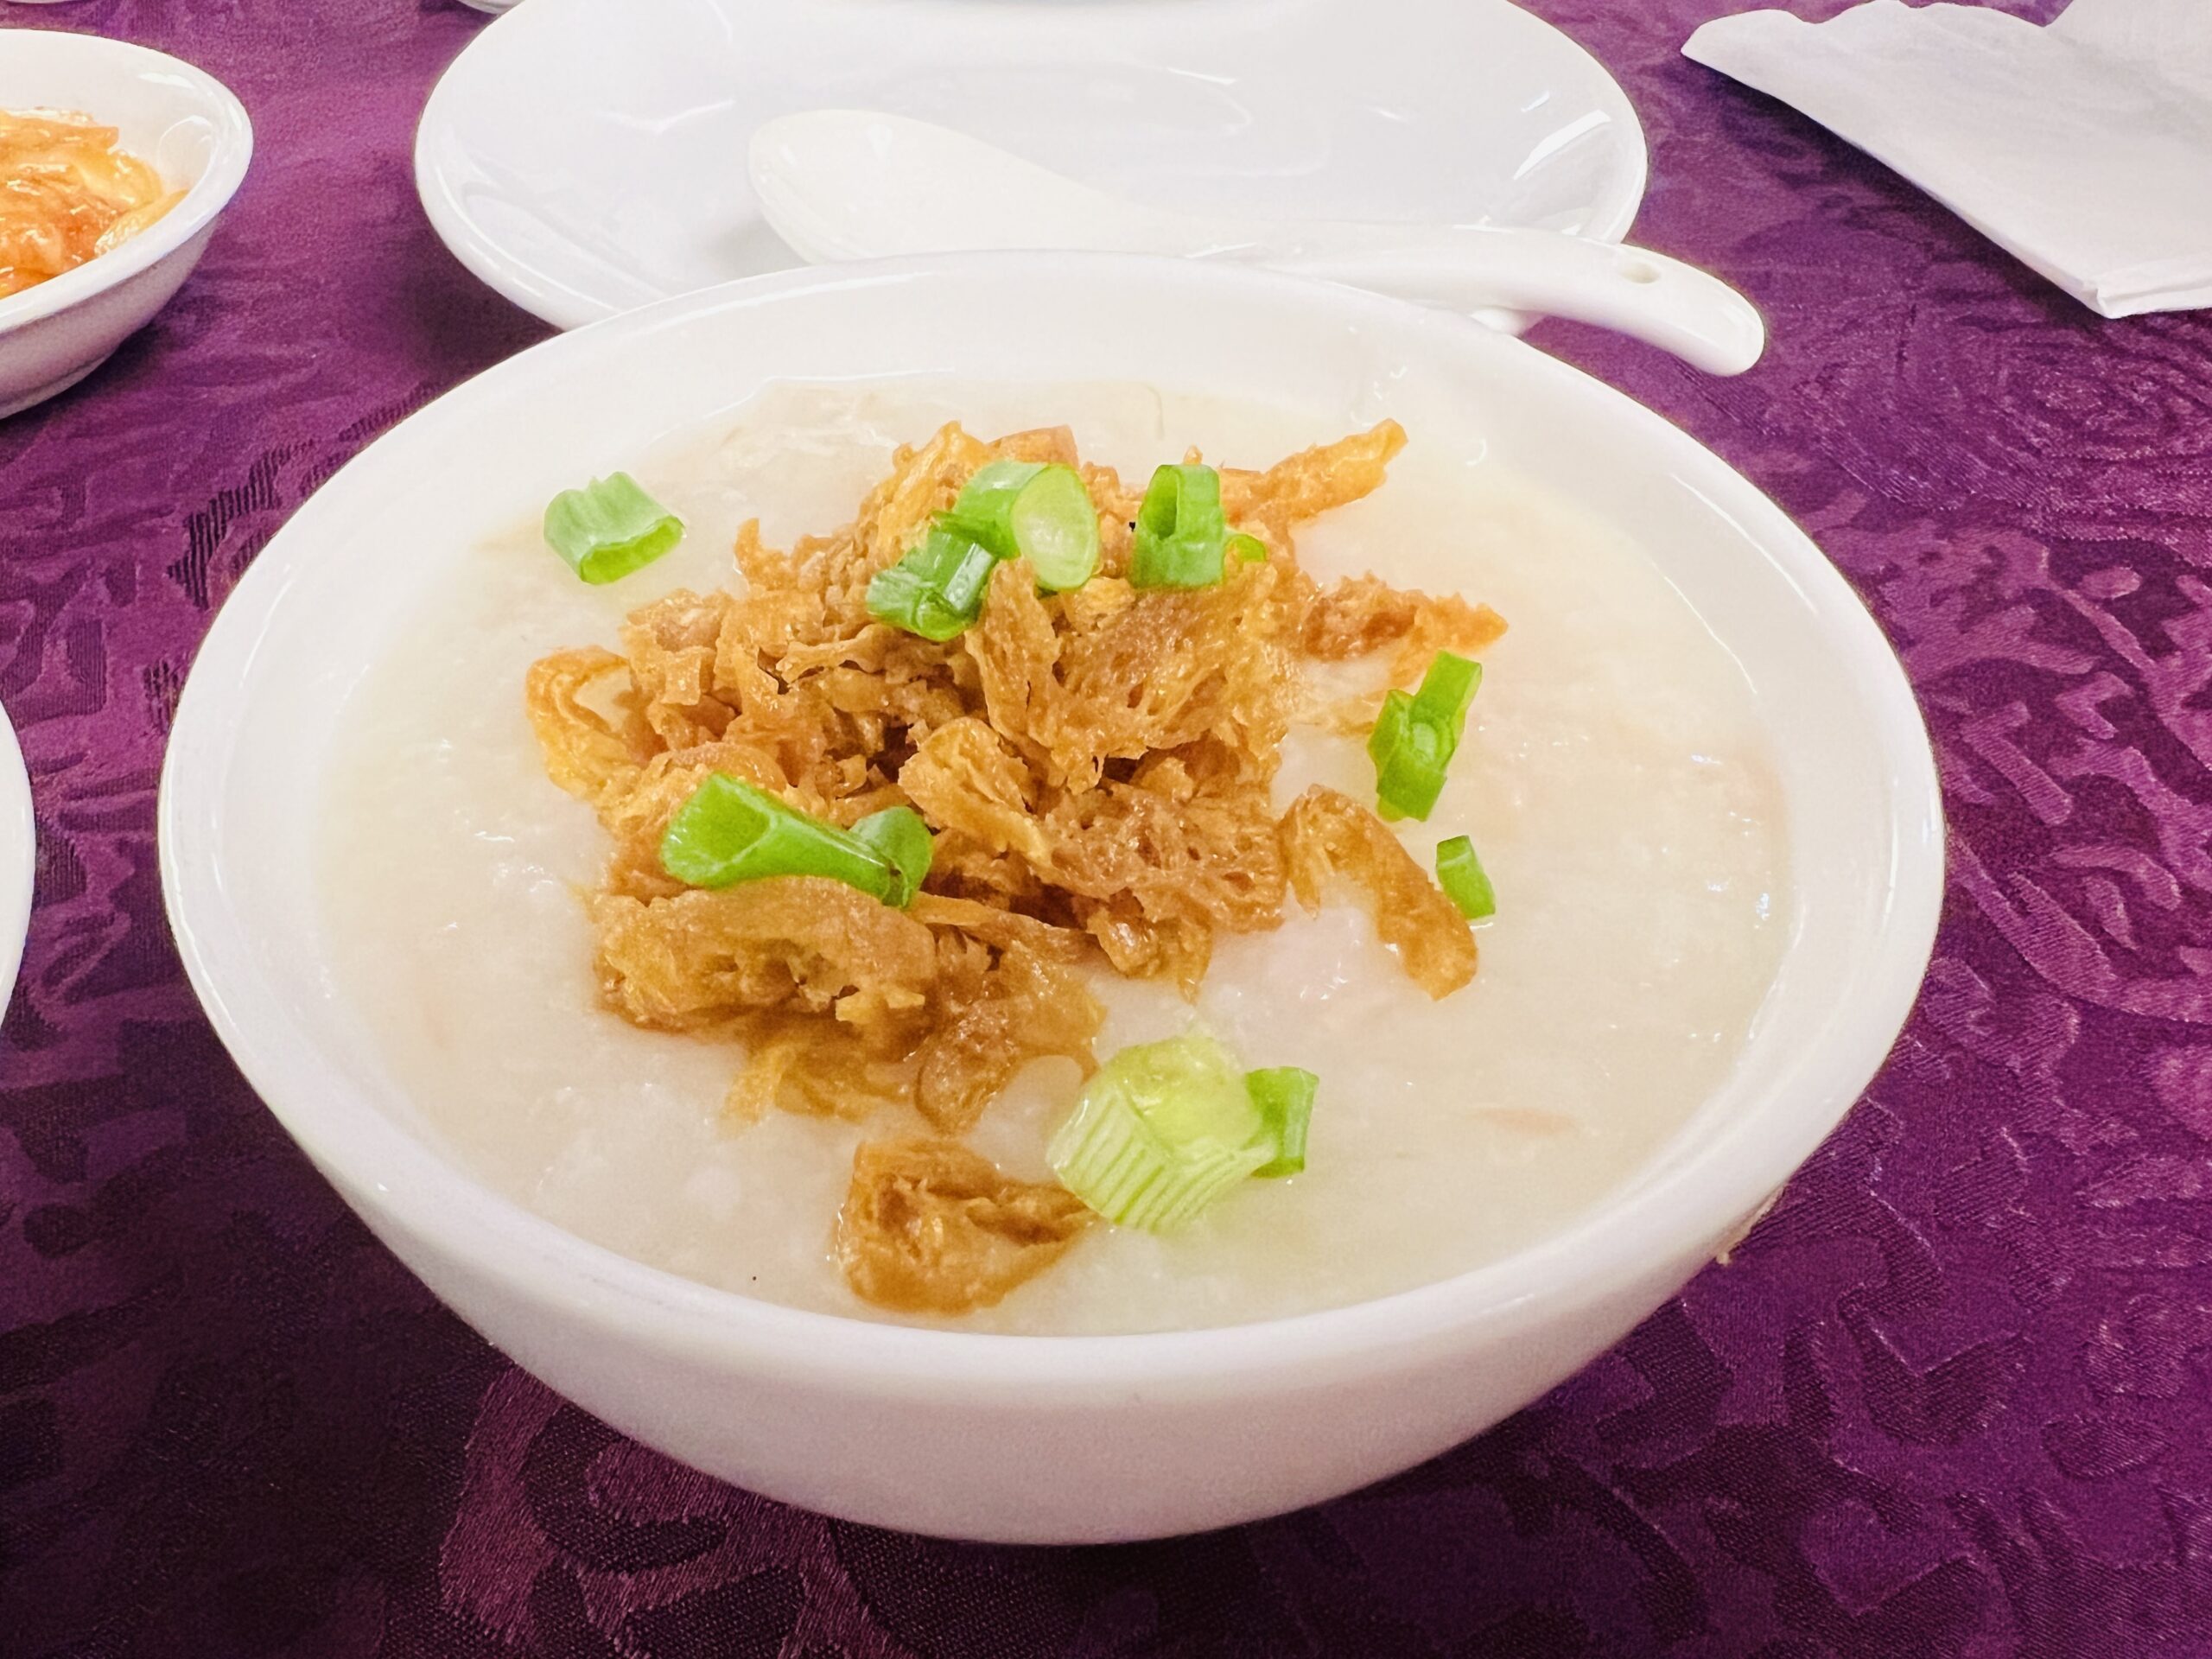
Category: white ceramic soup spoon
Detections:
[{"x1": 747, "y1": 110, "x2": 1766, "y2": 376}]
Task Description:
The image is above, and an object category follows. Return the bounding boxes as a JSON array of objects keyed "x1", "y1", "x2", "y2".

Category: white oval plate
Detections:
[{"x1": 415, "y1": 0, "x2": 1647, "y2": 329}]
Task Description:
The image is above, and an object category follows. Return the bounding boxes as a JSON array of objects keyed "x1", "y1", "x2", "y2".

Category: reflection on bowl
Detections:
[{"x1": 160, "y1": 253, "x2": 1942, "y2": 1542}]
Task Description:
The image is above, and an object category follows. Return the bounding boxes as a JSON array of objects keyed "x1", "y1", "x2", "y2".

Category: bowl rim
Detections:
[
  {"x1": 0, "y1": 701, "x2": 33, "y2": 1024},
  {"x1": 410, "y1": 0, "x2": 1649, "y2": 332},
  {"x1": 0, "y1": 31, "x2": 255, "y2": 334},
  {"x1": 158, "y1": 251, "x2": 1942, "y2": 1395}
]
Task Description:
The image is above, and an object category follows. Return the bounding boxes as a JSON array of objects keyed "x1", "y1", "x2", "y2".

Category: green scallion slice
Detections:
[
  {"x1": 1129, "y1": 463, "x2": 1231, "y2": 590},
  {"x1": 949, "y1": 459, "x2": 1045, "y2": 553},
  {"x1": 1413, "y1": 651, "x2": 1482, "y2": 728},
  {"x1": 543, "y1": 473, "x2": 684, "y2": 584},
  {"x1": 659, "y1": 775, "x2": 898, "y2": 903},
  {"x1": 1368, "y1": 689, "x2": 1450, "y2": 821},
  {"x1": 1368, "y1": 651, "x2": 1484, "y2": 822},
  {"x1": 849, "y1": 805, "x2": 935, "y2": 908},
  {"x1": 951, "y1": 460, "x2": 1101, "y2": 592},
  {"x1": 1048, "y1": 1034, "x2": 1319, "y2": 1230},
  {"x1": 1435, "y1": 836, "x2": 1496, "y2": 921},
  {"x1": 866, "y1": 523, "x2": 1005, "y2": 642},
  {"x1": 1048, "y1": 1033, "x2": 1270, "y2": 1230},
  {"x1": 1245, "y1": 1067, "x2": 1318, "y2": 1179},
  {"x1": 1228, "y1": 532, "x2": 1268, "y2": 564}
]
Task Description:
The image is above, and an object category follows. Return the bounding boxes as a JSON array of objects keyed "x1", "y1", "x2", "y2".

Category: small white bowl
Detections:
[
  {"x1": 0, "y1": 31, "x2": 252, "y2": 418},
  {"x1": 160, "y1": 253, "x2": 1942, "y2": 1543}
]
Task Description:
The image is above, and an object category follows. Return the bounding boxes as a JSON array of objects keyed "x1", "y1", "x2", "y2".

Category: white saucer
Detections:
[
  {"x1": 415, "y1": 0, "x2": 1647, "y2": 330},
  {"x1": 0, "y1": 700, "x2": 33, "y2": 1021}
]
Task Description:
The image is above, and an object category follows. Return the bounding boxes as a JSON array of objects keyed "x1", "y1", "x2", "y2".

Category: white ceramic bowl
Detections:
[
  {"x1": 0, "y1": 31, "x2": 252, "y2": 418},
  {"x1": 159, "y1": 254, "x2": 1942, "y2": 1543},
  {"x1": 415, "y1": 0, "x2": 1645, "y2": 330}
]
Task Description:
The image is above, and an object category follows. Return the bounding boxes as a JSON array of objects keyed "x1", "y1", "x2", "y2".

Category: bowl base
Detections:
[{"x1": 0, "y1": 349, "x2": 116, "y2": 420}]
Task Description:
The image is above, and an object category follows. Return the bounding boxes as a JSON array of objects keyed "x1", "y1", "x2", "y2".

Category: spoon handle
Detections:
[{"x1": 1252, "y1": 230, "x2": 1766, "y2": 376}]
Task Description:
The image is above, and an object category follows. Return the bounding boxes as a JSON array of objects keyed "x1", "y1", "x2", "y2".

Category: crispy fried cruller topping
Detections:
[
  {"x1": 529, "y1": 421, "x2": 1503, "y2": 1313},
  {"x1": 836, "y1": 1138, "x2": 1093, "y2": 1315}
]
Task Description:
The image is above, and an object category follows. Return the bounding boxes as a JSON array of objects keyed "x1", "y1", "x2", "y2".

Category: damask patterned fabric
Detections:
[{"x1": 3, "y1": 0, "x2": 2207, "y2": 1653}]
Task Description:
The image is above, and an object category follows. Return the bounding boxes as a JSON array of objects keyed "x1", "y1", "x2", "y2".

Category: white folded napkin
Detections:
[{"x1": 1684, "y1": 0, "x2": 2212, "y2": 317}]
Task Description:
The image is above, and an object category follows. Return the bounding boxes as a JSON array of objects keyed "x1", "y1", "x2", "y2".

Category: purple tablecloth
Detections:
[{"x1": 5, "y1": 0, "x2": 2209, "y2": 1652}]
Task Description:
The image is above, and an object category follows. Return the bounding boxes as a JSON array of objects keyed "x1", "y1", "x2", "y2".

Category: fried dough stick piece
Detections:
[
  {"x1": 837, "y1": 1138, "x2": 1092, "y2": 1314},
  {"x1": 1281, "y1": 785, "x2": 1477, "y2": 998},
  {"x1": 594, "y1": 877, "x2": 937, "y2": 1029},
  {"x1": 914, "y1": 941, "x2": 1103, "y2": 1135}
]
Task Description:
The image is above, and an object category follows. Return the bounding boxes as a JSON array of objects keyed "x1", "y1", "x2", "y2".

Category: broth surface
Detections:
[{"x1": 319, "y1": 379, "x2": 1788, "y2": 1333}]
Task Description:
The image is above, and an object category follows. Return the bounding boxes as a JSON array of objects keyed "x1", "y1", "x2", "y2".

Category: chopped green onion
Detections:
[
  {"x1": 951, "y1": 461, "x2": 1100, "y2": 592},
  {"x1": 543, "y1": 473, "x2": 684, "y2": 584},
  {"x1": 1228, "y1": 532, "x2": 1268, "y2": 564},
  {"x1": 659, "y1": 774, "x2": 912, "y2": 905},
  {"x1": 1007, "y1": 466, "x2": 1101, "y2": 592},
  {"x1": 1368, "y1": 651, "x2": 1484, "y2": 822},
  {"x1": 949, "y1": 459, "x2": 1045, "y2": 552},
  {"x1": 1048, "y1": 1033, "x2": 1270, "y2": 1230},
  {"x1": 1048, "y1": 1034, "x2": 1319, "y2": 1229},
  {"x1": 1413, "y1": 651, "x2": 1482, "y2": 728},
  {"x1": 866, "y1": 523, "x2": 1005, "y2": 642},
  {"x1": 1434, "y1": 835, "x2": 1496, "y2": 920},
  {"x1": 1130, "y1": 463, "x2": 1232, "y2": 590},
  {"x1": 1368, "y1": 690, "x2": 1450, "y2": 821},
  {"x1": 849, "y1": 805, "x2": 935, "y2": 907},
  {"x1": 1244, "y1": 1067, "x2": 1317, "y2": 1179}
]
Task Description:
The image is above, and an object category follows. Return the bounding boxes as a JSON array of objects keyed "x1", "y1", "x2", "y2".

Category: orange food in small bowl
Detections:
[{"x1": 0, "y1": 108, "x2": 181, "y2": 299}]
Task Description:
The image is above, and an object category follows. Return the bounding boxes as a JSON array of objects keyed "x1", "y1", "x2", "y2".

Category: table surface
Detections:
[{"x1": 5, "y1": 0, "x2": 2209, "y2": 1654}]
